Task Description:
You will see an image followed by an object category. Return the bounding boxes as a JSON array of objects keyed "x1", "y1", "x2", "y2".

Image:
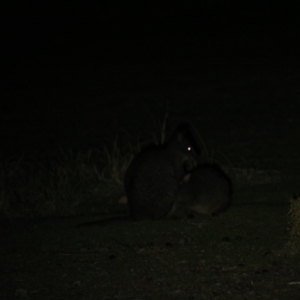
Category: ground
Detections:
[{"x1": 1, "y1": 200, "x2": 300, "y2": 299}]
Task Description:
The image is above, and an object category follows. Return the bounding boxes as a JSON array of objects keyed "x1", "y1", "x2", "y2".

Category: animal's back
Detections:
[{"x1": 178, "y1": 163, "x2": 232, "y2": 215}]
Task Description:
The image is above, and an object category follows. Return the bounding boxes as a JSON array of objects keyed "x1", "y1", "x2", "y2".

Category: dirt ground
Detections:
[{"x1": 1, "y1": 199, "x2": 300, "y2": 299}]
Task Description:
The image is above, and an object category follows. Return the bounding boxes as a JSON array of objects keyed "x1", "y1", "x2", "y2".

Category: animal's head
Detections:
[{"x1": 169, "y1": 122, "x2": 201, "y2": 171}]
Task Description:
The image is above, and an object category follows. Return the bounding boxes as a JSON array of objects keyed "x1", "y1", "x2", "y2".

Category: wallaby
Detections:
[
  {"x1": 125, "y1": 122, "x2": 199, "y2": 220},
  {"x1": 77, "y1": 122, "x2": 199, "y2": 227},
  {"x1": 178, "y1": 163, "x2": 232, "y2": 216}
]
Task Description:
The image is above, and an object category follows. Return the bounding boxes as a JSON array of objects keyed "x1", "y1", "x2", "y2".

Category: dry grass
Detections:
[
  {"x1": 1, "y1": 116, "x2": 271, "y2": 219},
  {"x1": 0, "y1": 118, "x2": 176, "y2": 219},
  {"x1": 0, "y1": 139, "x2": 135, "y2": 218}
]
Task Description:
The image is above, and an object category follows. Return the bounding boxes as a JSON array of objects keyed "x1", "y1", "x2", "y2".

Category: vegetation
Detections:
[
  {"x1": 1, "y1": 119, "x2": 298, "y2": 258},
  {"x1": 0, "y1": 143, "x2": 133, "y2": 218}
]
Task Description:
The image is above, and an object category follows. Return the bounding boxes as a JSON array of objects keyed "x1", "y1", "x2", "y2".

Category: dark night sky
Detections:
[
  {"x1": 1, "y1": 1, "x2": 300, "y2": 156},
  {"x1": 2, "y1": 1, "x2": 299, "y2": 65},
  {"x1": 2, "y1": 1, "x2": 298, "y2": 95}
]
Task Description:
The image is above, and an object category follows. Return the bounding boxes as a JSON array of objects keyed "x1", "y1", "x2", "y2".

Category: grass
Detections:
[
  {"x1": 0, "y1": 117, "x2": 298, "y2": 258},
  {"x1": 0, "y1": 118, "x2": 173, "y2": 219},
  {"x1": 0, "y1": 142, "x2": 133, "y2": 219},
  {"x1": 0, "y1": 118, "x2": 205, "y2": 219}
]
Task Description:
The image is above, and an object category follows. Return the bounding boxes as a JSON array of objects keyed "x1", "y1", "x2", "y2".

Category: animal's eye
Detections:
[{"x1": 187, "y1": 146, "x2": 192, "y2": 151}]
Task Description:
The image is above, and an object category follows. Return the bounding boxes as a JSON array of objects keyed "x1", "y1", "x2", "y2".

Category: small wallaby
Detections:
[
  {"x1": 178, "y1": 163, "x2": 232, "y2": 216},
  {"x1": 124, "y1": 122, "x2": 199, "y2": 220},
  {"x1": 77, "y1": 123, "x2": 199, "y2": 227}
]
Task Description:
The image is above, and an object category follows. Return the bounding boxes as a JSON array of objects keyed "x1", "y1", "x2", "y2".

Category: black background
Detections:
[{"x1": 1, "y1": 1, "x2": 300, "y2": 157}]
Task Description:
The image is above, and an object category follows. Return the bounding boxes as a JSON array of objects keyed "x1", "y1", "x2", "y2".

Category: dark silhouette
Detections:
[{"x1": 124, "y1": 123, "x2": 199, "y2": 220}]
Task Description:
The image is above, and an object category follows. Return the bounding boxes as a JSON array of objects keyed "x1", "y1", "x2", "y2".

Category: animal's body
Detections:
[
  {"x1": 124, "y1": 123, "x2": 199, "y2": 220},
  {"x1": 178, "y1": 163, "x2": 232, "y2": 215}
]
